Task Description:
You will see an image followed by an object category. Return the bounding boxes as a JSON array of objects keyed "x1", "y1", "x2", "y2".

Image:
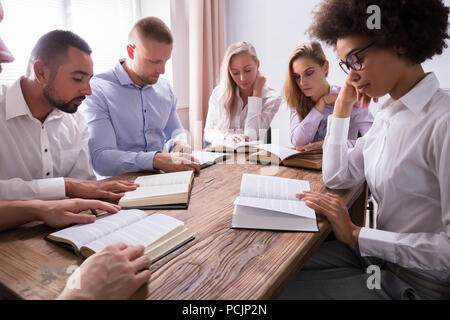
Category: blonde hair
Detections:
[
  {"x1": 283, "y1": 41, "x2": 327, "y2": 120},
  {"x1": 217, "y1": 42, "x2": 259, "y2": 129}
]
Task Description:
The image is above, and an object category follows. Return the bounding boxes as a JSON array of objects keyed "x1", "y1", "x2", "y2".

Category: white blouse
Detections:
[
  {"x1": 323, "y1": 73, "x2": 450, "y2": 282},
  {"x1": 204, "y1": 84, "x2": 282, "y2": 144}
]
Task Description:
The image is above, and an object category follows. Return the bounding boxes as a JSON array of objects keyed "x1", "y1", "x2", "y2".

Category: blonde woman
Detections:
[
  {"x1": 204, "y1": 42, "x2": 282, "y2": 144},
  {"x1": 284, "y1": 41, "x2": 373, "y2": 151}
]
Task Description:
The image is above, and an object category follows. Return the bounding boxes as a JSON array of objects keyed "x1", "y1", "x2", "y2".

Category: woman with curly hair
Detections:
[
  {"x1": 280, "y1": 0, "x2": 450, "y2": 299},
  {"x1": 285, "y1": 41, "x2": 373, "y2": 151}
]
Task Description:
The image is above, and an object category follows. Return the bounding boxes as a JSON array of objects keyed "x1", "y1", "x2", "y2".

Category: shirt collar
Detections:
[
  {"x1": 398, "y1": 72, "x2": 439, "y2": 114},
  {"x1": 5, "y1": 78, "x2": 33, "y2": 120},
  {"x1": 5, "y1": 77, "x2": 64, "y2": 122},
  {"x1": 234, "y1": 83, "x2": 272, "y2": 99},
  {"x1": 113, "y1": 59, "x2": 136, "y2": 86}
]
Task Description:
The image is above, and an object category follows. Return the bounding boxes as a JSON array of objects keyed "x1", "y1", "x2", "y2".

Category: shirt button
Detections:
[
  {"x1": 46, "y1": 172, "x2": 50, "y2": 176},
  {"x1": 44, "y1": 149, "x2": 48, "y2": 152},
  {"x1": 144, "y1": 110, "x2": 147, "y2": 113},
  {"x1": 42, "y1": 126, "x2": 44, "y2": 129}
]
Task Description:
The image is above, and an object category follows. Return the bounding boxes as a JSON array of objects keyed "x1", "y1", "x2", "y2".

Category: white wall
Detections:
[{"x1": 225, "y1": 0, "x2": 450, "y2": 146}]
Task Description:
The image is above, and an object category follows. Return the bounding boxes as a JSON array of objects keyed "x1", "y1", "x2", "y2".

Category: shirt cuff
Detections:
[
  {"x1": 358, "y1": 227, "x2": 397, "y2": 263},
  {"x1": 38, "y1": 177, "x2": 66, "y2": 200},
  {"x1": 326, "y1": 115, "x2": 350, "y2": 145},
  {"x1": 136, "y1": 151, "x2": 159, "y2": 171}
]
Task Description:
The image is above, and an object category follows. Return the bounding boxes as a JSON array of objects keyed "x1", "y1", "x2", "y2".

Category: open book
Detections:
[
  {"x1": 249, "y1": 144, "x2": 322, "y2": 170},
  {"x1": 118, "y1": 170, "x2": 194, "y2": 209},
  {"x1": 231, "y1": 174, "x2": 318, "y2": 232},
  {"x1": 205, "y1": 140, "x2": 262, "y2": 153},
  {"x1": 191, "y1": 150, "x2": 231, "y2": 169},
  {"x1": 45, "y1": 210, "x2": 195, "y2": 263}
]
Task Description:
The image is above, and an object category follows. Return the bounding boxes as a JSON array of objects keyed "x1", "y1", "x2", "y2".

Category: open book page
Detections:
[
  {"x1": 120, "y1": 184, "x2": 189, "y2": 201},
  {"x1": 239, "y1": 174, "x2": 310, "y2": 201},
  {"x1": 135, "y1": 171, "x2": 193, "y2": 187},
  {"x1": 48, "y1": 209, "x2": 147, "y2": 250},
  {"x1": 234, "y1": 196, "x2": 315, "y2": 219},
  {"x1": 191, "y1": 150, "x2": 228, "y2": 166},
  {"x1": 254, "y1": 144, "x2": 300, "y2": 161},
  {"x1": 82, "y1": 213, "x2": 184, "y2": 253},
  {"x1": 232, "y1": 205, "x2": 318, "y2": 232}
]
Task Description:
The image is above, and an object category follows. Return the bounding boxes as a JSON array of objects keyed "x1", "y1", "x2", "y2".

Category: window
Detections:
[{"x1": 0, "y1": 0, "x2": 173, "y2": 85}]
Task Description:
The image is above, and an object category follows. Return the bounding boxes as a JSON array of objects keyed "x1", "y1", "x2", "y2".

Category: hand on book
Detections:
[
  {"x1": 171, "y1": 141, "x2": 192, "y2": 154},
  {"x1": 154, "y1": 152, "x2": 200, "y2": 173},
  {"x1": 291, "y1": 140, "x2": 324, "y2": 152},
  {"x1": 296, "y1": 191, "x2": 361, "y2": 247},
  {"x1": 35, "y1": 199, "x2": 121, "y2": 228},
  {"x1": 225, "y1": 132, "x2": 249, "y2": 142},
  {"x1": 64, "y1": 178, "x2": 139, "y2": 200},
  {"x1": 57, "y1": 243, "x2": 151, "y2": 300}
]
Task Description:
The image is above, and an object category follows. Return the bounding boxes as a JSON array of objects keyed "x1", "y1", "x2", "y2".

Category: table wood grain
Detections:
[{"x1": 0, "y1": 157, "x2": 366, "y2": 300}]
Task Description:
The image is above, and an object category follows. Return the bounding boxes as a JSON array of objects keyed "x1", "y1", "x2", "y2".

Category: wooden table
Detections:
[{"x1": 0, "y1": 157, "x2": 367, "y2": 300}]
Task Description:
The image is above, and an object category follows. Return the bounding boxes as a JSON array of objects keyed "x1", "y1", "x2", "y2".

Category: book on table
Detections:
[
  {"x1": 45, "y1": 210, "x2": 195, "y2": 263},
  {"x1": 118, "y1": 170, "x2": 194, "y2": 209},
  {"x1": 205, "y1": 140, "x2": 262, "y2": 153},
  {"x1": 248, "y1": 144, "x2": 322, "y2": 170},
  {"x1": 191, "y1": 150, "x2": 231, "y2": 169},
  {"x1": 231, "y1": 173, "x2": 319, "y2": 232}
]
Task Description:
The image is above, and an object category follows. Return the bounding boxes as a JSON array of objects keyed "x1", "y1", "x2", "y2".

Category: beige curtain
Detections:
[{"x1": 189, "y1": 0, "x2": 225, "y2": 149}]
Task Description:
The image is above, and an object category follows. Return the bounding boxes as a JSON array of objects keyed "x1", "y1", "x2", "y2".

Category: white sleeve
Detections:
[
  {"x1": 359, "y1": 116, "x2": 450, "y2": 271},
  {"x1": 0, "y1": 177, "x2": 66, "y2": 201},
  {"x1": 66, "y1": 114, "x2": 96, "y2": 180},
  {"x1": 245, "y1": 94, "x2": 282, "y2": 141},
  {"x1": 204, "y1": 87, "x2": 227, "y2": 144},
  {"x1": 322, "y1": 115, "x2": 366, "y2": 189}
]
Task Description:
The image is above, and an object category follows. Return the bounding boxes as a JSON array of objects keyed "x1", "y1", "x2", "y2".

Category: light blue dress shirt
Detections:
[{"x1": 80, "y1": 60, "x2": 187, "y2": 176}]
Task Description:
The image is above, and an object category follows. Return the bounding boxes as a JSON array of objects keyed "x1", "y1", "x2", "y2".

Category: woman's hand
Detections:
[
  {"x1": 291, "y1": 140, "x2": 324, "y2": 152},
  {"x1": 315, "y1": 93, "x2": 338, "y2": 113},
  {"x1": 252, "y1": 71, "x2": 266, "y2": 98},
  {"x1": 296, "y1": 191, "x2": 361, "y2": 247},
  {"x1": 225, "y1": 132, "x2": 249, "y2": 142},
  {"x1": 334, "y1": 77, "x2": 378, "y2": 118}
]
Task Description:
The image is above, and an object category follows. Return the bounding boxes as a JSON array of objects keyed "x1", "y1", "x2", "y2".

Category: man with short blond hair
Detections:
[{"x1": 81, "y1": 16, "x2": 199, "y2": 177}]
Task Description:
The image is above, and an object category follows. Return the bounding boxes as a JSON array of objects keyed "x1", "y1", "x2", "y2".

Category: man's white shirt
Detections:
[{"x1": 0, "y1": 78, "x2": 95, "y2": 200}]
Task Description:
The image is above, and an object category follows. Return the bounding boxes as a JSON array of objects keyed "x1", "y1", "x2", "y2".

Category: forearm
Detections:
[
  {"x1": 289, "y1": 109, "x2": 322, "y2": 146},
  {"x1": 0, "y1": 178, "x2": 66, "y2": 201},
  {"x1": 323, "y1": 116, "x2": 366, "y2": 189},
  {"x1": 92, "y1": 148, "x2": 158, "y2": 176},
  {"x1": 0, "y1": 200, "x2": 42, "y2": 232}
]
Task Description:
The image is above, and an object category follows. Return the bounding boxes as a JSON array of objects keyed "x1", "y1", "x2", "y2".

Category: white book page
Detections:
[
  {"x1": 121, "y1": 184, "x2": 189, "y2": 201},
  {"x1": 49, "y1": 209, "x2": 147, "y2": 249},
  {"x1": 240, "y1": 174, "x2": 310, "y2": 201},
  {"x1": 234, "y1": 196, "x2": 315, "y2": 219},
  {"x1": 254, "y1": 144, "x2": 300, "y2": 160},
  {"x1": 83, "y1": 213, "x2": 184, "y2": 253},
  {"x1": 232, "y1": 205, "x2": 318, "y2": 232},
  {"x1": 135, "y1": 171, "x2": 192, "y2": 187},
  {"x1": 191, "y1": 150, "x2": 227, "y2": 165}
]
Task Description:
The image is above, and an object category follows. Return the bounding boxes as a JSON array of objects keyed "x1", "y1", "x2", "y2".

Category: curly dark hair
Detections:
[{"x1": 308, "y1": 0, "x2": 449, "y2": 64}]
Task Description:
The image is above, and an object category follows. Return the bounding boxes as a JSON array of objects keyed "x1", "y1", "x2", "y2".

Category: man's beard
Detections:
[{"x1": 43, "y1": 84, "x2": 85, "y2": 114}]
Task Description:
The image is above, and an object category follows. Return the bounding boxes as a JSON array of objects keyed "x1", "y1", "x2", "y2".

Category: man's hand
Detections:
[
  {"x1": 153, "y1": 152, "x2": 200, "y2": 173},
  {"x1": 35, "y1": 199, "x2": 121, "y2": 228},
  {"x1": 296, "y1": 191, "x2": 361, "y2": 246},
  {"x1": 64, "y1": 178, "x2": 138, "y2": 200},
  {"x1": 291, "y1": 140, "x2": 324, "y2": 152},
  {"x1": 171, "y1": 141, "x2": 192, "y2": 154},
  {"x1": 57, "y1": 243, "x2": 151, "y2": 300}
]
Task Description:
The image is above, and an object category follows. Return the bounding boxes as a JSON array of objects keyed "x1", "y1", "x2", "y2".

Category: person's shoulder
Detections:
[
  {"x1": 262, "y1": 84, "x2": 281, "y2": 100},
  {"x1": 429, "y1": 89, "x2": 450, "y2": 123}
]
